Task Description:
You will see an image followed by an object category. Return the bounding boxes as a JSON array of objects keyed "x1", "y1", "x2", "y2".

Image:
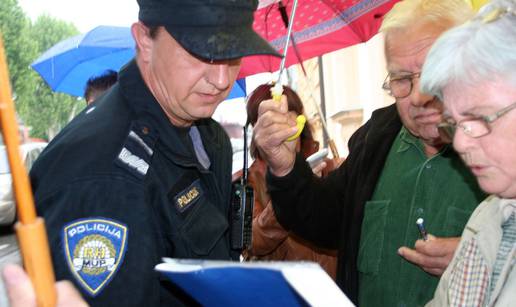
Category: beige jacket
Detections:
[{"x1": 427, "y1": 196, "x2": 516, "y2": 306}]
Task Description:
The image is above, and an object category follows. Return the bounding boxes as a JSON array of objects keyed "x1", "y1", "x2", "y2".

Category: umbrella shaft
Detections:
[{"x1": 277, "y1": 0, "x2": 300, "y2": 83}]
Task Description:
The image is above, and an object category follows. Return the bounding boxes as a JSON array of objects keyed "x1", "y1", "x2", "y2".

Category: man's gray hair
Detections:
[
  {"x1": 380, "y1": 0, "x2": 473, "y2": 35},
  {"x1": 421, "y1": 0, "x2": 516, "y2": 101}
]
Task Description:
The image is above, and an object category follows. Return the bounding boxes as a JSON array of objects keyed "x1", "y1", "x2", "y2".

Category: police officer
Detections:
[{"x1": 29, "y1": 0, "x2": 280, "y2": 305}]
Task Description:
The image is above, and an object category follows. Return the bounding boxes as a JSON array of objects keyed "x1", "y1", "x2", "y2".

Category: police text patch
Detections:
[
  {"x1": 173, "y1": 179, "x2": 203, "y2": 212},
  {"x1": 62, "y1": 218, "x2": 128, "y2": 296}
]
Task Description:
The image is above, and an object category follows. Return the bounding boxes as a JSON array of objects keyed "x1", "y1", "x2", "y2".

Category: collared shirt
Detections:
[
  {"x1": 487, "y1": 201, "x2": 515, "y2": 302},
  {"x1": 358, "y1": 127, "x2": 485, "y2": 307},
  {"x1": 427, "y1": 196, "x2": 516, "y2": 307},
  {"x1": 499, "y1": 199, "x2": 516, "y2": 220}
]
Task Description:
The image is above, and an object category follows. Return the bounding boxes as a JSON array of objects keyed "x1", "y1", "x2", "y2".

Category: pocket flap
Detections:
[{"x1": 180, "y1": 200, "x2": 228, "y2": 256}]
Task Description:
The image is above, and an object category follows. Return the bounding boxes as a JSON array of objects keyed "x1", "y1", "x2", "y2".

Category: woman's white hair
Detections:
[{"x1": 421, "y1": 0, "x2": 516, "y2": 100}]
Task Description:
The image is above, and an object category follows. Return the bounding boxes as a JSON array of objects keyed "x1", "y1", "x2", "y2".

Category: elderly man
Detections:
[
  {"x1": 28, "y1": 0, "x2": 279, "y2": 305},
  {"x1": 253, "y1": 0, "x2": 485, "y2": 305}
]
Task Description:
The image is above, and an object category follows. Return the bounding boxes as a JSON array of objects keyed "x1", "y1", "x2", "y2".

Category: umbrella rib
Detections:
[
  {"x1": 51, "y1": 57, "x2": 55, "y2": 80},
  {"x1": 263, "y1": 3, "x2": 277, "y2": 74}
]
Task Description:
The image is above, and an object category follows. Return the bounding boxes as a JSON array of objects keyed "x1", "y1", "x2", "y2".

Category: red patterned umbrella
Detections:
[{"x1": 238, "y1": 0, "x2": 400, "y2": 78}]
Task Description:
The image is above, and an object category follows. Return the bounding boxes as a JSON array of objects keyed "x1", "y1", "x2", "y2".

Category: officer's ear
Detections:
[{"x1": 131, "y1": 22, "x2": 154, "y2": 63}]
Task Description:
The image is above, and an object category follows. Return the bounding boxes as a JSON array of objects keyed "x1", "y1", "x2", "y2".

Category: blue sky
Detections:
[{"x1": 19, "y1": 0, "x2": 139, "y2": 32}]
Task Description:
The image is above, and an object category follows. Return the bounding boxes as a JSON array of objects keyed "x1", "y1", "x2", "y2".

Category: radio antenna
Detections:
[{"x1": 242, "y1": 124, "x2": 249, "y2": 185}]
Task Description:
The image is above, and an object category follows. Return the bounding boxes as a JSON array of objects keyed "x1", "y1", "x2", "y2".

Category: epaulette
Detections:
[{"x1": 115, "y1": 121, "x2": 157, "y2": 179}]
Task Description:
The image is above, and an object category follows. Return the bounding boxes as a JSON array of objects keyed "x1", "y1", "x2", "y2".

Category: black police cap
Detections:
[{"x1": 137, "y1": 0, "x2": 281, "y2": 60}]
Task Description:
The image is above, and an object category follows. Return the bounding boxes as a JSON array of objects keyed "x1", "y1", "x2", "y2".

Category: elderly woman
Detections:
[{"x1": 421, "y1": 0, "x2": 516, "y2": 305}]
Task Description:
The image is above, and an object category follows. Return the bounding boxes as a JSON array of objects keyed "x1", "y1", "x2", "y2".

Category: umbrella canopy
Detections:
[
  {"x1": 31, "y1": 25, "x2": 247, "y2": 100},
  {"x1": 238, "y1": 0, "x2": 400, "y2": 78},
  {"x1": 31, "y1": 25, "x2": 135, "y2": 97}
]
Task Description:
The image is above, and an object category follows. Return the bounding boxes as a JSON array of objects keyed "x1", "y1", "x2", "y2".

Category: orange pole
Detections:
[{"x1": 0, "y1": 34, "x2": 57, "y2": 307}]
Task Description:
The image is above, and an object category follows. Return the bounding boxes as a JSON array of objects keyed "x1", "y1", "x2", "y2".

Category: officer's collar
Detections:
[
  {"x1": 118, "y1": 60, "x2": 223, "y2": 166},
  {"x1": 118, "y1": 60, "x2": 194, "y2": 159}
]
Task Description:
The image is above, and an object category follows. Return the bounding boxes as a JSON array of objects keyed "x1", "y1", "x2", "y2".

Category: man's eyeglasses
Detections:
[
  {"x1": 437, "y1": 101, "x2": 516, "y2": 143},
  {"x1": 382, "y1": 72, "x2": 421, "y2": 99}
]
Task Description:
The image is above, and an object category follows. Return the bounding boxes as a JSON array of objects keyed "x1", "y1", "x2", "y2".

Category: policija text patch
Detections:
[{"x1": 62, "y1": 218, "x2": 128, "y2": 296}]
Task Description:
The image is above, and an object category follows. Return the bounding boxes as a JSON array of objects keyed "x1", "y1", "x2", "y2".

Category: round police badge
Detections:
[{"x1": 63, "y1": 218, "x2": 128, "y2": 296}]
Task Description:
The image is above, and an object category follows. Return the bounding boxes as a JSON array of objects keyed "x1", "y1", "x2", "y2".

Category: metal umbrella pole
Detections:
[
  {"x1": 275, "y1": 0, "x2": 340, "y2": 158},
  {"x1": 305, "y1": 84, "x2": 340, "y2": 158},
  {"x1": 275, "y1": 0, "x2": 300, "y2": 85}
]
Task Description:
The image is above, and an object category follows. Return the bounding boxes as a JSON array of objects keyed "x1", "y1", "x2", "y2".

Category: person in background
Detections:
[
  {"x1": 28, "y1": 0, "x2": 279, "y2": 305},
  {"x1": 421, "y1": 1, "x2": 515, "y2": 305},
  {"x1": 252, "y1": 0, "x2": 486, "y2": 305},
  {"x1": 244, "y1": 84, "x2": 337, "y2": 279},
  {"x1": 83, "y1": 70, "x2": 118, "y2": 105},
  {"x1": 16, "y1": 115, "x2": 30, "y2": 144}
]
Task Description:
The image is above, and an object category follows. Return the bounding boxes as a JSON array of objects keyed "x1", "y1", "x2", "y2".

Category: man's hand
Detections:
[
  {"x1": 398, "y1": 235, "x2": 460, "y2": 276},
  {"x1": 2, "y1": 264, "x2": 88, "y2": 307},
  {"x1": 253, "y1": 95, "x2": 299, "y2": 176}
]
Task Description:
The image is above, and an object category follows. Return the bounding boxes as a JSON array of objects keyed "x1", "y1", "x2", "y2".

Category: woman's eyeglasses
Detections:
[{"x1": 437, "y1": 101, "x2": 516, "y2": 143}]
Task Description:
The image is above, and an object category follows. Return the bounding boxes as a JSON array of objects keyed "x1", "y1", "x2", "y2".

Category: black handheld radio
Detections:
[{"x1": 230, "y1": 124, "x2": 254, "y2": 251}]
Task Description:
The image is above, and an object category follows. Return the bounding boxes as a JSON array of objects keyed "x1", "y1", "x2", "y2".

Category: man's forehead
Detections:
[
  {"x1": 386, "y1": 35, "x2": 439, "y2": 74},
  {"x1": 384, "y1": 22, "x2": 448, "y2": 71}
]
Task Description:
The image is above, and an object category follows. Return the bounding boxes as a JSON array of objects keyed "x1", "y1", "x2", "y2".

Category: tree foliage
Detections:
[
  {"x1": 0, "y1": 0, "x2": 37, "y2": 101},
  {"x1": 0, "y1": 0, "x2": 83, "y2": 140},
  {"x1": 23, "y1": 15, "x2": 82, "y2": 139}
]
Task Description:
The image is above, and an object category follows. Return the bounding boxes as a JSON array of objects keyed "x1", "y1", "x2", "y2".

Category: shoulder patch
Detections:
[
  {"x1": 62, "y1": 218, "x2": 128, "y2": 296},
  {"x1": 173, "y1": 179, "x2": 203, "y2": 213}
]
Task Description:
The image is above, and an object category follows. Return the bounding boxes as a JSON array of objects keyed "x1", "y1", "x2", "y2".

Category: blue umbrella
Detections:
[
  {"x1": 31, "y1": 25, "x2": 247, "y2": 100},
  {"x1": 31, "y1": 25, "x2": 135, "y2": 97}
]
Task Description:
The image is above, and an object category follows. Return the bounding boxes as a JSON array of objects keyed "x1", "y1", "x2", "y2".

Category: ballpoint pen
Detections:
[{"x1": 416, "y1": 218, "x2": 428, "y2": 241}]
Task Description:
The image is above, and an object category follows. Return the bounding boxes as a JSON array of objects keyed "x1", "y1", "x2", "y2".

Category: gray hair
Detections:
[
  {"x1": 380, "y1": 0, "x2": 473, "y2": 36},
  {"x1": 421, "y1": 0, "x2": 516, "y2": 100}
]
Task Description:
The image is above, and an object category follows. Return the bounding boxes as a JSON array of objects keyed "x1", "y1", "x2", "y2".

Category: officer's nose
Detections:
[{"x1": 206, "y1": 62, "x2": 230, "y2": 92}]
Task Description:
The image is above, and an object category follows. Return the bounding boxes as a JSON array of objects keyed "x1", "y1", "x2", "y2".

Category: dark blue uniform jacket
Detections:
[{"x1": 30, "y1": 61, "x2": 235, "y2": 306}]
